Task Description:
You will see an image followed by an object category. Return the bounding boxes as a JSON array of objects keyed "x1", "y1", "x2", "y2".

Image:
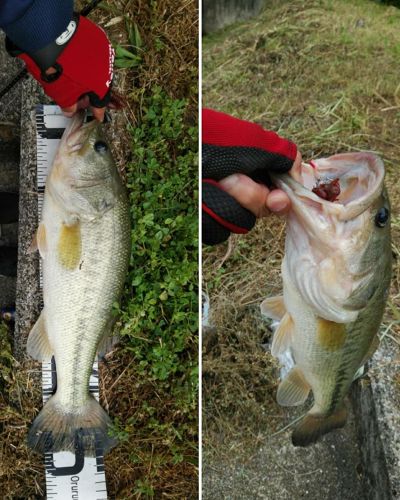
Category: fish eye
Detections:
[
  {"x1": 94, "y1": 141, "x2": 108, "y2": 154},
  {"x1": 375, "y1": 207, "x2": 389, "y2": 228}
]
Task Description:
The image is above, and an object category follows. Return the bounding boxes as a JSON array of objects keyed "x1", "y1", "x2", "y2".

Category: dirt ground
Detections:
[{"x1": 202, "y1": 0, "x2": 400, "y2": 497}]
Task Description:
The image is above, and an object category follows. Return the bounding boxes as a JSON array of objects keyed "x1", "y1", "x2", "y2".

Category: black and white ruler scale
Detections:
[{"x1": 35, "y1": 104, "x2": 108, "y2": 500}]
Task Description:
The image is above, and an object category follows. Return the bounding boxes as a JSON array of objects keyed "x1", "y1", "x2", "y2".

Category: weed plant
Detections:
[{"x1": 103, "y1": 89, "x2": 198, "y2": 497}]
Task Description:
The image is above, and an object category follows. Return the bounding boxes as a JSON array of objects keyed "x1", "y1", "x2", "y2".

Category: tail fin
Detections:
[
  {"x1": 27, "y1": 395, "x2": 117, "y2": 455},
  {"x1": 292, "y1": 405, "x2": 347, "y2": 447}
]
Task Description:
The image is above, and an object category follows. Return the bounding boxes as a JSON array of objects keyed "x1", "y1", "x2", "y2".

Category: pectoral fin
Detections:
[
  {"x1": 260, "y1": 295, "x2": 286, "y2": 320},
  {"x1": 316, "y1": 318, "x2": 346, "y2": 352},
  {"x1": 271, "y1": 312, "x2": 294, "y2": 356},
  {"x1": 27, "y1": 310, "x2": 52, "y2": 360},
  {"x1": 277, "y1": 366, "x2": 310, "y2": 407},
  {"x1": 57, "y1": 221, "x2": 81, "y2": 270}
]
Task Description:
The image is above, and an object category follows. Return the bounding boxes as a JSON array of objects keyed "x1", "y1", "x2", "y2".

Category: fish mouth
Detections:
[
  {"x1": 274, "y1": 152, "x2": 385, "y2": 220},
  {"x1": 61, "y1": 111, "x2": 98, "y2": 154},
  {"x1": 279, "y1": 153, "x2": 388, "y2": 323}
]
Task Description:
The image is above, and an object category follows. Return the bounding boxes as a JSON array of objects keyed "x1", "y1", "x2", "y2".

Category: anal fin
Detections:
[
  {"x1": 27, "y1": 310, "x2": 52, "y2": 360},
  {"x1": 277, "y1": 366, "x2": 310, "y2": 407},
  {"x1": 260, "y1": 295, "x2": 286, "y2": 320}
]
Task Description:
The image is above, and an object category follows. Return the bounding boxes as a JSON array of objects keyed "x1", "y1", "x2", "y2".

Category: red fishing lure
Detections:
[{"x1": 312, "y1": 178, "x2": 341, "y2": 202}]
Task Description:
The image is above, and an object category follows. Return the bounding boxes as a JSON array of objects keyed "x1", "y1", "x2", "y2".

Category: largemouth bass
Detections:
[
  {"x1": 261, "y1": 152, "x2": 391, "y2": 447},
  {"x1": 27, "y1": 113, "x2": 131, "y2": 453}
]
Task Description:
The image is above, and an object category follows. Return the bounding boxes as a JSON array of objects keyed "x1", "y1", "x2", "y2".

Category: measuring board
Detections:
[{"x1": 35, "y1": 105, "x2": 108, "y2": 500}]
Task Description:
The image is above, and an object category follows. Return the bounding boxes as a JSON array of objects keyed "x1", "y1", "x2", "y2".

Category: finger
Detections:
[
  {"x1": 61, "y1": 103, "x2": 78, "y2": 118},
  {"x1": 77, "y1": 95, "x2": 90, "y2": 110},
  {"x1": 45, "y1": 66, "x2": 58, "y2": 76},
  {"x1": 219, "y1": 173, "x2": 285, "y2": 218},
  {"x1": 91, "y1": 106, "x2": 106, "y2": 122},
  {"x1": 266, "y1": 189, "x2": 291, "y2": 215},
  {"x1": 290, "y1": 150, "x2": 303, "y2": 182}
]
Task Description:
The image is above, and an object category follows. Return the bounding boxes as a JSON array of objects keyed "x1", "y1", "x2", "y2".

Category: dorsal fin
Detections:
[{"x1": 260, "y1": 295, "x2": 286, "y2": 320}]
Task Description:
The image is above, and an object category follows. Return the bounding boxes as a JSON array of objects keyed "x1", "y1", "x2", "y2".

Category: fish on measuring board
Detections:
[
  {"x1": 27, "y1": 111, "x2": 131, "y2": 454},
  {"x1": 261, "y1": 152, "x2": 392, "y2": 447}
]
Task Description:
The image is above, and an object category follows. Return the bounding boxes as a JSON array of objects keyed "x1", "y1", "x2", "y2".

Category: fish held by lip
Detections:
[
  {"x1": 261, "y1": 152, "x2": 391, "y2": 447},
  {"x1": 27, "y1": 112, "x2": 131, "y2": 454}
]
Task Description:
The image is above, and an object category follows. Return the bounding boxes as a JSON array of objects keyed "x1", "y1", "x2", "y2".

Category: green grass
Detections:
[
  {"x1": 203, "y1": 0, "x2": 400, "y2": 163},
  {"x1": 122, "y1": 88, "x2": 198, "y2": 383},
  {"x1": 80, "y1": 2, "x2": 199, "y2": 496},
  {"x1": 103, "y1": 88, "x2": 198, "y2": 497},
  {"x1": 96, "y1": 1, "x2": 199, "y2": 497}
]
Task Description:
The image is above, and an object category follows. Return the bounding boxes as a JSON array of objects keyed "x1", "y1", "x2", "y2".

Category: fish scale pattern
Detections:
[{"x1": 44, "y1": 195, "x2": 130, "y2": 407}]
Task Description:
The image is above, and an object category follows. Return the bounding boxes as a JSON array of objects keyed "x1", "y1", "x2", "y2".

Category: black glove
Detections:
[{"x1": 202, "y1": 109, "x2": 298, "y2": 245}]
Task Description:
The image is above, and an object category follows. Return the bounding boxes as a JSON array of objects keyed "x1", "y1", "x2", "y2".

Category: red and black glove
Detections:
[
  {"x1": 6, "y1": 14, "x2": 114, "y2": 109},
  {"x1": 202, "y1": 109, "x2": 297, "y2": 245}
]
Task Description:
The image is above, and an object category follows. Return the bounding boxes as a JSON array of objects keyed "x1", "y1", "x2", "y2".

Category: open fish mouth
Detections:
[
  {"x1": 61, "y1": 111, "x2": 98, "y2": 154},
  {"x1": 274, "y1": 152, "x2": 385, "y2": 220},
  {"x1": 276, "y1": 152, "x2": 389, "y2": 323}
]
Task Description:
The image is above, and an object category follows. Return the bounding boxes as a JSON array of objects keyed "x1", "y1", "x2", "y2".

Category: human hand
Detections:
[
  {"x1": 202, "y1": 109, "x2": 299, "y2": 245},
  {"x1": 219, "y1": 150, "x2": 302, "y2": 217},
  {"x1": 14, "y1": 16, "x2": 114, "y2": 122}
]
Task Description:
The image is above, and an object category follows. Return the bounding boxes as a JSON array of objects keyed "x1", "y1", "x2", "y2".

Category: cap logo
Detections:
[{"x1": 56, "y1": 20, "x2": 77, "y2": 46}]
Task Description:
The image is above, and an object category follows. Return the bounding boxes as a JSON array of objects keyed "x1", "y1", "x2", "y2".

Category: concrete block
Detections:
[
  {"x1": 14, "y1": 77, "x2": 47, "y2": 360},
  {"x1": 203, "y1": 0, "x2": 265, "y2": 34},
  {"x1": 363, "y1": 342, "x2": 400, "y2": 498}
]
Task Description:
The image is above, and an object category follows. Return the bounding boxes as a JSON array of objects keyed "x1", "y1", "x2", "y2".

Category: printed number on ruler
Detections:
[{"x1": 35, "y1": 105, "x2": 107, "y2": 500}]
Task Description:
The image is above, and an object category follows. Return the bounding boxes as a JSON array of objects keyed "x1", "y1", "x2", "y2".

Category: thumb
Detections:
[
  {"x1": 219, "y1": 174, "x2": 290, "y2": 217},
  {"x1": 61, "y1": 103, "x2": 78, "y2": 117}
]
